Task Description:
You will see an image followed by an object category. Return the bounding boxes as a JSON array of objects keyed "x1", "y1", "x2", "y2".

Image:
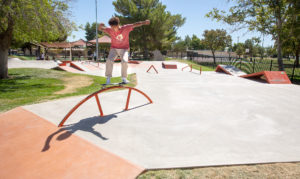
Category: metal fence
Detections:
[{"x1": 167, "y1": 51, "x2": 300, "y2": 84}]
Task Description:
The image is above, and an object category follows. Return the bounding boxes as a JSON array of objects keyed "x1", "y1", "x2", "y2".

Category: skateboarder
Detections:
[{"x1": 98, "y1": 17, "x2": 150, "y2": 84}]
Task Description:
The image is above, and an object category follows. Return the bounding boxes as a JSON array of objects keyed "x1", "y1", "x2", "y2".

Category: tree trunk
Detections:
[
  {"x1": 37, "y1": 46, "x2": 41, "y2": 60},
  {"x1": 212, "y1": 50, "x2": 216, "y2": 64},
  {"x1": 30, "y1": 45, "x2": 33, "y2": 56},
  {"x1": 277, "y1": 35, "x2": 284, "y2": 71},
  {"x1": 275, "y1": 3, "x2": 284, "y2": 71},
  {"x1": 0, "y1": 48, "x2": 9, "y2": 79},
  {"x1": 0, "y1": 21, "x2": 13, "y2": 79},
  {"x1": 296, "y1": 49, "x2": 299, "y2": 67},
  {"x1": 143, "y1": 45, "x2": 149, "y2": 60}
]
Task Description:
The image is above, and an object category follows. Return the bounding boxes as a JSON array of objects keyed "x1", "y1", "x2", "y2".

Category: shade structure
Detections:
[
  {"x1": 40, "y1": 39, "x2": 87, "y2": 48},
  {"x1": 89, "y1": 35, "x2": 111, "y2": 44}
]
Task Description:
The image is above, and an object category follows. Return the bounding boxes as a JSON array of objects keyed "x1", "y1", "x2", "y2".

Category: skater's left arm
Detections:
[{"x1": 132, "y1": 20, "x2": 150, "y2": 28}]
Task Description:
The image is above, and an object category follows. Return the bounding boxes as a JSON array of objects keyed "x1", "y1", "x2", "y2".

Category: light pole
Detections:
[{"x1": 95, "y1": 0, "x2": 99, "y2": 61}]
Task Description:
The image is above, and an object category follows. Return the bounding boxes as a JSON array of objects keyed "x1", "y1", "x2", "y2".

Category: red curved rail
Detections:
[
  {"x1": 58, "y1": 86, "x2": 153, "y2": 127},
  {"x1": 182, "y1": 65, "x2": 192, "y2": 72}
]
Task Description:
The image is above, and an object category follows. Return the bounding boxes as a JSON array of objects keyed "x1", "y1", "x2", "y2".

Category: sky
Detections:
[{"x1": 67, "y1": 0, "x2": 274, "y2": 47}]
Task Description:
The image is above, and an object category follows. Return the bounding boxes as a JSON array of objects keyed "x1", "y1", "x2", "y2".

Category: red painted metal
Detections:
[
  {"x1": 70, "y1": 62, "x2": 85, "y2": 71},
  {"x1": 125, "y1": 89, "x2": 132, "y2": 110},
  {"x1": 114, "y1": 59, "x2": 141, "y2": 64},
  {"x1": 162, "y1": 62, "x2": 177, "y2": 69},
  {"x1": 215, "y1": 65, "x2": 233, "y2": 75},
  {"x1": 181, "y1": 65, "x2": 192, "y2": 71},
  {"x1": 95, "y1": 94, "x2": 104, "y2": 116},
  {"x1": 147, "y1": 65, "x2": 158, "y2": 73},
  {"x1": 240, "y1": 71, "x2": 291, "y2": 84},
  {"x1": 182, "y1": 64, "x2": 201, "y2": 75},
  {"x1": 59, "y1": 61, "x2": 72, "y2": 66},
  {"x1": 58, "y1": 86, "x2": 153, "y2": 127},
  {"x1": 200, "y1": 66, "x2": 202, "y2": 75}
]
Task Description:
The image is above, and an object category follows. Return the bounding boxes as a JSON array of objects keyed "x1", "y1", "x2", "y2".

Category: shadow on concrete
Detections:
[
  {"x1": 42, "y1": 103, "x2": 151, "y2": 152},
  {"x1": 42, "y1": 114, "x2": 117, "y2": 152}
]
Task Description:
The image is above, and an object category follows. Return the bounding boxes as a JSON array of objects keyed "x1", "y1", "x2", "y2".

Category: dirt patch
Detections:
[
  {"x1": 139, "y1": 162, "x2": 300, "y2": 178},
  {"x1": 55, "y1": 76, "x2": 93, "y2": 95}
]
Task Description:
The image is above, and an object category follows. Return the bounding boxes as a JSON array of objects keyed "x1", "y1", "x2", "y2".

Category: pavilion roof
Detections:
[
  {"x1": 72, "y1": 39, "x2": 86, "y2": 46},
  {"x1": 40, "y1": 42, "x2": 73, "y2": 48},
  {"x1": 89, "y1": 35, "x2": 111, "y2": 44},
  {"x1": 40, "y1": 39, "x2": 87, "y2": 48}
]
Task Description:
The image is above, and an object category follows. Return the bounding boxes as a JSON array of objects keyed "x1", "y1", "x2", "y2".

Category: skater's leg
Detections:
[
  {"x1": 105, "y1": 49, "x2": 118, "y2": 84},
  {"x1": 119, "y1": 49, "x2": 129, "y2": 82}
]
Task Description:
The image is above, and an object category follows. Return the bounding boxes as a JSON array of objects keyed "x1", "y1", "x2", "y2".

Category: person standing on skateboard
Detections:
[{"x1": 98, "y1": 17, "x2": 150, "y2": 84}]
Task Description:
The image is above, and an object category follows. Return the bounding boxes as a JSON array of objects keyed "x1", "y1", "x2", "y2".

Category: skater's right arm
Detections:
[{"x1": 98, "y1": 23, "x2": 107, "y2": 31}]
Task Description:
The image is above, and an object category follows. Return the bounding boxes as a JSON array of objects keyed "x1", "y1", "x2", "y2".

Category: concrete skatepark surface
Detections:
[
  {"x1": 17, "y1": 60, "x2": 300, "y2": 169},
  {"x1": 0, "y1": 107, "x2": 144, "y2": 179}
]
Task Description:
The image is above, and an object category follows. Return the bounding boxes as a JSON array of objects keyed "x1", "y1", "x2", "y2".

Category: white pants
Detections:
[{"x1": 105, "y1": 48, "x2": 129, "y2": 78}]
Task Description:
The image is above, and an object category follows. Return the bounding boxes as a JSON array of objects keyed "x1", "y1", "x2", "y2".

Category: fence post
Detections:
[
  {"x1": 291, "y1": 61, "x2": 296, "y2": 82},
  {"x1": 240, "y1": 58, "x2": 242, "y2": 69},
  {"x1": 269, "y1": 60, "x2": 273, "y2": 71},
  {"x1": 253, "y1": 59, "x2": 256, "y2": 73}
]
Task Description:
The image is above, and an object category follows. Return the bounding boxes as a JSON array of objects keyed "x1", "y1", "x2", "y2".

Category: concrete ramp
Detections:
[
  {"x1": 82, "y1": 63, "x2": 101, "y2": 71},
  {"x1": 216, "y1": 65, "x2": 247, "y2": 76},
  {"x1": 70, "y1": 62, "x2": 90, "y2": 72},
  {"x1": 240, "y1": 71, "x2": 292, "y2": 84}
]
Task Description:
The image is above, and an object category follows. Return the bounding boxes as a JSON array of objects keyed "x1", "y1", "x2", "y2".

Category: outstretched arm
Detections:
[
  {"x1": 98, "y1": 23, "x2": 107, "y2": 31},
  {"x1": 132, "y1": 20, "x2": 150, "y2": 28}
]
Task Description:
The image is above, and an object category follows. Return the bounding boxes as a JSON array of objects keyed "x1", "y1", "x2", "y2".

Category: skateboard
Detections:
[{"x1": 100, "y1": 82, "x2": 127, "y2": 89}]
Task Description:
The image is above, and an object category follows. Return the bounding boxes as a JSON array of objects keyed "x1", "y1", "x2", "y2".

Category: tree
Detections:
[
  {"x1": 112, "y1": 0, "x2": 185, "y2": 58},
  {"x1": 266, "y1": 46, "x2": 277, "y2": 57},
  {"x1": 202, "y1": 29, "x2": 232, "y2": 64},
  {"x1": 172, "y1": 39, "x2": 186, "y2": 52},
  {"x1": 225, "y1": 36, "x2": 233, "y2": 60},
  {"x1": 206, "y1": 0, "x2": 299, "y2": 71},
  {"x1": 234, "y1": 43, "x2": 245, "y2": 58},
  {"x1": 0, "y1": 0, "x2": 74, "y2": 79},
  {"x1": 282, "y1": 0, "x2": 300, "y2": 66},
  {"x1": 84, "y1": 22, "x2": 103, "y2": 41},
  {"x1": 184, "y1": 35, "x2": 192, "y2": 50},
  {"x1": 190, "y1": 35, "x2": 206, "y2": 50},
  {"x1": 257, "y1": 46, "x2": 265, "y2": 59},
  {"x1": 244, "y1": 38, "x2": 260, "y2": 59}
]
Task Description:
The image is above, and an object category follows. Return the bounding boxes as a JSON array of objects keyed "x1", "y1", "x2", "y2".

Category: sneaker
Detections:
[
  {"x1": 122, "y1": 77, "x2": 129, "y2": 84},
  {"x1": 106, "y1": 77, "x2": 111, "y2": 85}
]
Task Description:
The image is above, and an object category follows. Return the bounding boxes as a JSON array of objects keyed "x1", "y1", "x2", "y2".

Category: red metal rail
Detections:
[
  {"x1": 58, "y1": 86, "x2": 153, "y2": 127},
  {"x1": 147, "y1": 65, "x2": 158, "y2": 74},
  {"x1": 182, "y1": 64, "x2": 202, "y2": 75},
  {"x1": 182, "y1": 65, "x2": 192, "y2": 72}
]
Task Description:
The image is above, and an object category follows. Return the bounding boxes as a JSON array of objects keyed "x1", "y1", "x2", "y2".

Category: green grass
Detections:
[
  {"x1": 9, "y1": 55, "x2": 36, "y2": 60},
  {"x1": 165, "y1": 58, "x2": 215, "y2": 71},
  {"x1": 0, "y1": 68, "x2": 135, "y2": 112}
]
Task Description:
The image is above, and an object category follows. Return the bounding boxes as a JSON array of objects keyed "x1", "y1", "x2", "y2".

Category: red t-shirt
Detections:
[{"x1": 104, "y1": 24, "x2": 134, "y2": 49}]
